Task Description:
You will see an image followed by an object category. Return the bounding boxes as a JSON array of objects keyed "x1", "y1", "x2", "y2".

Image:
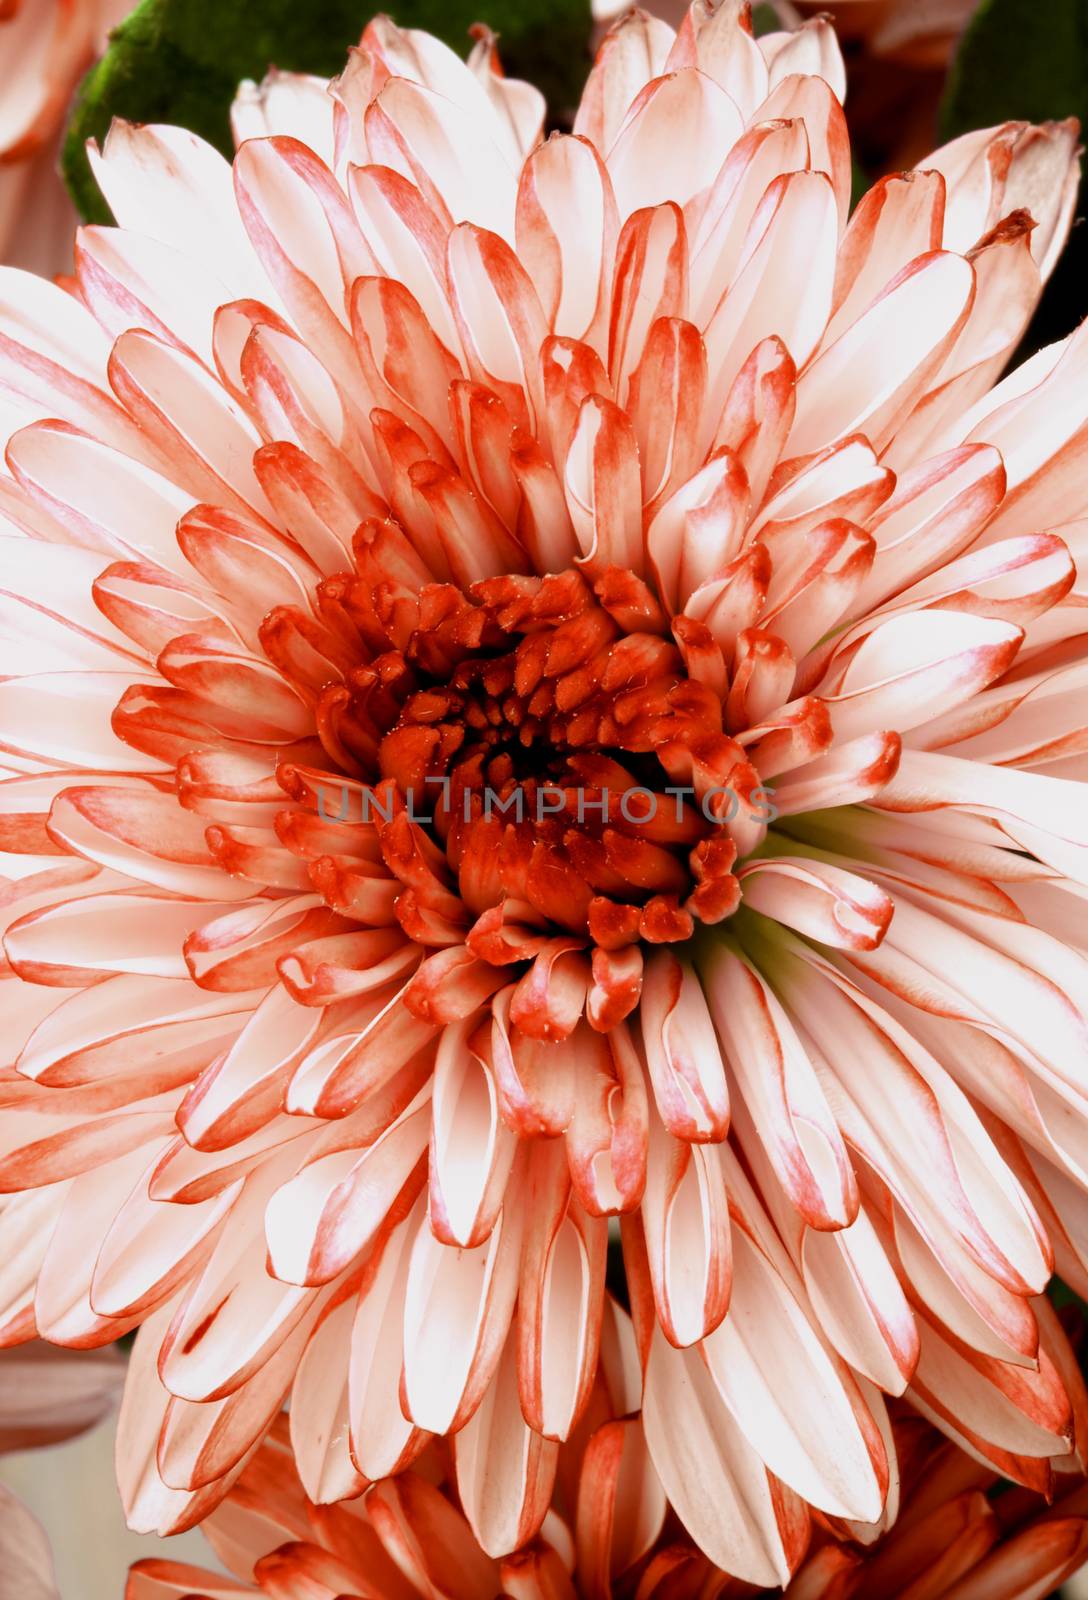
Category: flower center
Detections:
[{"x1": 298, "y1": 560, "x2": 749, "y2": 955}]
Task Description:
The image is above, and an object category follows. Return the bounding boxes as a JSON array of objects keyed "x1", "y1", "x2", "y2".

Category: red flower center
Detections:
[{"x1": 278, "y1": 549, "x2": 751, "y2": 974}]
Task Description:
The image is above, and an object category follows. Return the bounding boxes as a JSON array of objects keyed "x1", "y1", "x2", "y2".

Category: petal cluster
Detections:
[
  {"x1": 126, "y1": 1337, "x2": 1088, "y2": 1600},
  {"x1": 0, "y1": 0, "x2": 1086, "y2": 1581}
]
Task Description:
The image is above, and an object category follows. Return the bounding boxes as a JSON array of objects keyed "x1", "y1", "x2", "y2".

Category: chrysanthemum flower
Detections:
[
  {"x1": 2, "y1": 0, "x2": 1088, "y2": 1578},
  {"x1": 125, "y1": 1328, "x2": 1088, "y2": 1600},
  {"x1": 0, "y1": 0, "x2": 128, "y2": 272}
]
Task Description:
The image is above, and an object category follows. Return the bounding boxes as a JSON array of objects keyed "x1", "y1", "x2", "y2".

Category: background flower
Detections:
[
  {"x1": 0, "y1": 1341, "x2": 123, "y2": 1600},
  {"x1": 0, "y1": 0, "x2": 128, "y2": 272},
  {"x1": 0, "y1": 0, "x2": 1087, "y2": 1587}
]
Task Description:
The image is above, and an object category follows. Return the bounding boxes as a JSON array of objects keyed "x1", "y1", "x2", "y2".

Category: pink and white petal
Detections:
[
  {"x1": 177, "y1": 985, "x2": 324, "y2": 1152},
  {"x1": 858, "y1": 888, "x2": 1088, "y2": 1123},
  {"x1": 822, "y1": 611, "x2": 1023, "y2": 747},
  {"x1": 232, "y1": 137, "x2": 376, "y2": 401},
  {"x1": 769, "y1": 937, "x2": 1052, "y2": 1298},
  {"x1": 364, "y1": 15, "x2": 532, "y2": 169},
  {"x1": 278, "y1": 927, "x2": 418, "y2": 1007},
  {"x1": 0, "y1": 263, "x2": 110, "y2": 398},
  {"x1": 5, "y1": 891, "x2": 234, "y2": 986},
  {"x1": 874, "y1": 749, "x2": 1088, "y2": 886},
  {"x1": 751, "y1": 435, "x2": 894, "y2": 546},
  {"x1": 759, "y1": 18, "x2": 846, "y2": 102},
  {"x1": 788, "y1": 252, "x2": 976, "y2": 458},
  {"x1": 0, "y1": 1073, "x2": 177, "y2": 1197},
  {"x1": 564, "y1": 1021, "x2": 648, "y2": 1216},
  {"x1": 957, "y1": 322, "x2": 1088, "y2": 546},
  {"x1": 263, "y1": 1094, "x2": 429, "y2": 1287},
  {"x1": 17, "y1": 973, "x2": 256, "y2": 1092},
  {"x1": 467, "y1": 31, "x2": 546, "y2": 163},
  {"x1": 158, "y1": 1151, "x2": 319, "y2": 1403},
  {"x1": 574, "y1": 11, "x2": 676, "y2": 155},
  {"x1": 0, "y1": 537, "x2": 146, "y2": 674},
  {"x1": 574, "y1": 1415, "x2": 666, "y2": 1593},
  {"x1": 701, "y1": 1220, "x2": 888, "y2": 1522},
  {"x1": 91, "y1": 1161, "x2": 242, "y2": 1321},
  {"x1": 911, "y1": 1314, "x2": 1073, "y2": 1463},
  {"x1": 455, "y1": 1327, "x2": 558, "y2": 1558},
  {"x1": 429, "y1": 1015, "x2": 517, "y2": 1249},
  {"x1": 126, "y1": 1560, "x2": 252, "y2": 1598},
  {"x1": 108, "y1": 331, "x2": 273, "y2": 521},
  {"x1": 766, "y1": 732, "x2": 903, "y2": 817},
  {"x1": 926, "y1": 119, "x2": 1080, "y2": 281},
  {"x1": 348, "y1": 1206, "x2": 430, "y2": 1482},
  {"x1": 157, "y1": 1309, "x2": 319, "y2": 1493},
  {"x1": 711, "y1": 335, "x2": 795, "y2": 505},
  {"x1": 518, "y1": 1141, "x2": 606, "y2": 1442},
  {"x1": 629, "y1": 317, "x2": 708, "y2": 511},
  {"x1": 447, "y1": 222, "x2": 548, "y2": 432},
  {"x1": 608, "y1": 202, "x2": 688, "y2": 403},
  {"x1": 366, "y1": 78, "x2": 518, "y2": 241},
  {"x1": 231, "y1": 71, "x2": 337, "y2": 165},
  {"x1": 0, "y1": 674, "x2": 163, "y2": 776},
  {"x1": 703, "y1": 945, "x2": 857, "y2": 1230},
  {"x1": 6, "y1": 421, "x2": 196, "y2": 577},
  {"x1": 288, "y1": 1296, "x2": 367, "y2": 1506},
  {"x1": 347, "y1": 163, "x2": 458, "y2": 354},
  {"x1": 75, "y1": 225, "x2": 231, "y2": 367},
  {"x1": 35, "y1": 1138, "x2": 169, "y2": 1346},
  {"x1": 606, "y1": 70, "x2": 744, "y2": 219},
  {"x1": 0, "y1": 1186, "x2": 68, "y2": 1345},
  {"x1": 738, "y1": 857, "x2": 894, "y2": 952},
  {"x1": 890, "y1": 1199, "x2": 1042, "y2": 1364},
  {"x1": 639, "y1": 950, "x2": 729, "y2": 1142},
  {"x1": 687, "y1": 120, "x2": 811, "y2": 332},
  {"x1": 351, "y1": 275, "x2": 461, "y2": 460},
  {"x1": 516, "y1": 134, "x2": 618, "y2": 354},
  {"x1": 402, "y1": 1183, "x2": 523, "y2": 1436},
  {"x1": 826, "y1": 171, "x2": 946, "y2": 348},
  {"x1": 563, "y1": 395, "x2": 643, "y2": 575},
  {"x1": 642, "y1": 1327, "x2": 808, "y2": 1588},
  {"x1": 851, "y1": 443, "x2": 1006, "y2": 619},
  {"x1": 287, "y1": 983, "x2": 438, "y2": 1120},
  {"x1": 87, "y1": 124, "x2": 274, "y2": 304},
  {"x1": 753, "y1": 71, "x2": 850, "y2": 227},
  {"x1": 118, "y1": 1298, "x2": 256, "y2": 1536},
  {"x1": 640, "y1": 1109, "x2": 731, "y2": 1348},
  {"x1": 800, "y1": 1204, "x2": 920, "y2": 1395},
  {"x1": 703, "y1": 170, "x2": 838, "y2": 429},
  {"x1": 365, "y1": 1469, "x2": 501, "y2": 1599},
  {"x1": 669, "y1": 0, "x2": 768, "y2": 112}
]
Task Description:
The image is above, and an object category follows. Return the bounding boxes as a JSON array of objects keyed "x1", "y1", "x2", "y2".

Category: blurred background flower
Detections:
[
  {"x1": 0, "y1": 1342, "x2": 124, "y2": 1600},
  {"x1": 0, "y1": 0, "x2": 129, "y2": 272}
]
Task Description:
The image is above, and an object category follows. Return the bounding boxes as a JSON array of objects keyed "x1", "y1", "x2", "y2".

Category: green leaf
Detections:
[
  {"x1": 1049, "y1": 1276, "x2": 1088, "y2": 1317},
  {"x1": 63, "y1": 0, "x2": 593, "y2": 224}
]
